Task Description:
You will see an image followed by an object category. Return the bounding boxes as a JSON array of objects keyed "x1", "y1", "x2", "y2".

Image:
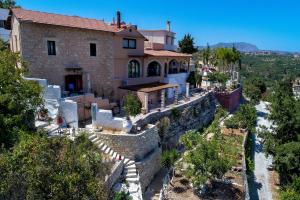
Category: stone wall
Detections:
[
  {"x1": 135, "y1": 147, "x2": 162, "y2": 192},
  {"x1": 96, "y1": 124, "x2": 160, "y2": 161},
  {"x1": 133, "y1": 92, "x2": 216, "y2": 147},
  {"x1": 214, "y1": 86, "x2": 242, "y2": 113},
  {"x1": 105, "y1": 160, "x2": 124, "y2": 190}
]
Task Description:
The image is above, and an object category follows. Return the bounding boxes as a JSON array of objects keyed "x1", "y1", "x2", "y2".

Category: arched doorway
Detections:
[
  {"x1": 169, "y1": 59, "x2": 179, "y2": 74},
  {"x1": 147, "y1": 61, "x2": 161, "y2": 77}
]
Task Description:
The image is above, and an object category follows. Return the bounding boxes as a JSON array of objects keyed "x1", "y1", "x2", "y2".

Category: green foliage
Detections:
[
  {"x1": 0, "y1": 133, "x2": 109, "y2": 199},
  {"x1": 180, "y1": 130, "x2": 202, "y2": 150},
  {"x1": 0, "y1": 38, "x2": 8, "y2": 51},
  {"x1": 184, "y1": 137, "x2": 233, "y2": 187},
  {"x1": 258, "y1": 79, "x2": 300, "y2": 195},
  {"x1": 157, "y1": 116, "x2": 170, "y2": 140},
  {"x1": 207, "y1": 71, "x2": 229, "y2": 85},
  {"x1": 224, "y1": 117, "x2": 239, "y2": 129},
  {"x1": 245, "y1": 133, "x2": 255, "y2": 174},
  {"x1": 113, "y1": 191, "x2": 132, "y2": 200},
  {"x1": 0, "y1": 50, "x2": 43, "y2": 149},
  {"x1": 0, "y1": 0, "x2": 18, "y2": 8},
  {"x1": 161, "y1": 149, "x2": 179, "y2": 169},
  {"x1": 244, "y1": 78, "x2": 267, "y2": 104},
  {"x1": 280, "y1": 177, "x2": 300, "y2": 200},
  {"x1": 170, "y1": 108, "x2": 180, "y2": 120},
  {"x1": 123, "y1": 94, "x2": 141, "y2": 117},
  {"x1": 224, "y1": 104, "x2": 256, "y2": 130},
  {"x1": 178, "y1": 34, "x2": 197, "y2": 54},
  {"x1": 240, "y1": 54, "x2": 300, "y2": 88},
  {"x1": 215, "y1": 47, "x2": 241, "y2": 72},
  {"x1": 186, "y1": 71, "x2": 202, "y2": 87}
]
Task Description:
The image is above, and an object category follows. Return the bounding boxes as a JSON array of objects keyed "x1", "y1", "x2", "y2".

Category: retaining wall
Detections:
[{"x1": 97, "y1": 124, "x2": 160, "y2": 161}]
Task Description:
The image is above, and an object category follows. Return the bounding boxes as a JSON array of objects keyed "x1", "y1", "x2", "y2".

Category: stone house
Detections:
[{"x1": 10, "y1": 8, "x2": 191, "y2": 113}]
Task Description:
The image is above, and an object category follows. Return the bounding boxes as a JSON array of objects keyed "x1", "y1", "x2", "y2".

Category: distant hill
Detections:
[{"x1": 199, "y1": 42, "x2": 260, "y2": 52}]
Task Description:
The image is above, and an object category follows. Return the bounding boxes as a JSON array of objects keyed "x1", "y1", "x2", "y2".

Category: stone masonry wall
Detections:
[
  {"x1": 134, "y1": 92, "x2": 216, "y2": 147},
  {"x1": 135, "y1": 147, "x2": 162, "y2": 192},
  {"x1": 97, "y1": 124, "x2": 160, "y2": 161}
]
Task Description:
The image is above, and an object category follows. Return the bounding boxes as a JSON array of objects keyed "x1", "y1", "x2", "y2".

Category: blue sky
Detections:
[{"x1": 18, "y1": 0, "x2": 300, "y2": 52}]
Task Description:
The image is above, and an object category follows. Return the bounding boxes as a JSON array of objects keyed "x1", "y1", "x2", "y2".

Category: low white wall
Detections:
[
  {"x1": 163, "y1": 72, "x2": 189, "y2": 98},
  {"x1": 91, "y1": 103, "x2": 131, "y2": 132},
  {"x1": 60, "y1": 99, "x2": 78, "y2": 128}
]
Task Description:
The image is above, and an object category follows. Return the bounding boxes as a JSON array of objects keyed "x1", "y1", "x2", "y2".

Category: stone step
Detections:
[
  {"x1": 126, "y1": 172, "x2": 138, "y2": 178},
  {"x1": 126, "y1": 177, "x2": 139, "y2": 183},
  {"x1": 109, "y1": 149, "x2": 114, "y2": 156},
  {"x1": 112, "y1": 152, "x2": 117, "y2": 159},
  {"x1": 126, "y1": 160, "x2": 135, "y2": 166},
  {"x1": 104, "y1": 147, "x2": 111, "y2": 154},
  {"x1": 91, "y1": 137, "x2": 98, "y2": 143},
  {"x1": 88, "y1": 134, "x2": 97, "y2": 140},
  {"x1": 124, "y1": 158, "x2": 130, "y2": 165},
  {"x1": 125, "y1": 164, "x2": 136, "y2": 170},
  {"x1": 94, "y1": 140, "x2": 101, "y2": 145},
  {"x1": 125, "y1": 168, "x2": 137, "y2": 174},
  {"x1": 129, "y1": 187, "x2": 139, "y2": 193},
  {"x1": 101, "y1": 144, "x2": 107, "y2": 151},
  {"x1": 98, "y1": 142, "x2": 104, "y2": 149}
]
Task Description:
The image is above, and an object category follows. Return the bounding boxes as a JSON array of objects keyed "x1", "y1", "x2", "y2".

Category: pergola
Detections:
[{"x1": 120, "y1": 82, "x2": 185, "y2": 114}]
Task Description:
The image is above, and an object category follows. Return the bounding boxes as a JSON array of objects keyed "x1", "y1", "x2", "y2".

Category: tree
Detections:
[
  {"x1": 0, "y1": 133, "x2": 109, "y2": 199},
  {"x1": 161, "y1": 149, "x2": 180, "y2": 186},
  {"x1": 178, "y1": 34, "x2": 197, "y2": 54},
  {"x1": 184, "y1": 137, "x2": 232, "y2": 187},
  {"x1": 0, "y1": 0, "x2": 18, "y2": 8},
  {"x1": 0, "y1": 38, "x2": 8, "y2": 51},
  {"x1": 207, "y1": 71, "x2": 229, "y2": 87},
  {"x1": 244, "y1": 78, "x2": 267, "y2": 104},
  {"x1": 0, "y1": 50, "x2": 42, "y2": 149},
  {"x1": 123, "y1": 94, "x2": 141, "y2": 117},
  {"x1": 186, "y1": 71, "x2": 202, "y2": 87}
]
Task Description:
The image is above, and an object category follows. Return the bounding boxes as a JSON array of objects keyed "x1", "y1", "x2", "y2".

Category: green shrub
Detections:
[
  {"x1": 157, "y1": 117, "x2": 170, "y2": 139},
  {"x1": 113, "y1": 191, "x2": 132, "y2": 200},
  {"x1": 123, "y1": 94, "x2": 141, "y2": 117},
  {"x1": 224, "y1": 117, "x2": 239, "y2": 129},
  {"x1": 170, "y1": 108, "x2": 180, "y2": 120}
]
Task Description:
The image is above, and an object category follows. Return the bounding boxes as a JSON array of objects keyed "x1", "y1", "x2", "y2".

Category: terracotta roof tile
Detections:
[
  {"x1": 145, "y1": 50, "x2": 192, "y2": 58},
  {"x1": 12, "y1": 8, "x2": 120, "y2": 33}
]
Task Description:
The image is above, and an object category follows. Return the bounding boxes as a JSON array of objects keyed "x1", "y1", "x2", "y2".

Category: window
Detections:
[
  {"x1": 128, "y1": 60, "x2": 140, "y2": 78},
  {"x1": 123, "y1": 38, "x2": 136, "y2": 49},
  {"x1": 147, "y1": 61, "x2": 161, "y2": 77},
  {"x1": 47, "y1": 41, "x2": 56, "y2": 55},
  {"x1": 90, "y1": 43, "x2": 96, "y2": 56}
]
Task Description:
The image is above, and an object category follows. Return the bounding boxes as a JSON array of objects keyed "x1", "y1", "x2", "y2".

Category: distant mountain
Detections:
[{"x1": 199, "y1": 42, "x2": 260, "y2": 52}]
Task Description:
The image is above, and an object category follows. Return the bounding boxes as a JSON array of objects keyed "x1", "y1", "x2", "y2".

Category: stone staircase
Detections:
[{"x1": 87, "y1": 132, "x2": 143, "y2": 200}]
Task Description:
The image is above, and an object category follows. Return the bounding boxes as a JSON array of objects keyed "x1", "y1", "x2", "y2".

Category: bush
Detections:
[
  {"x1": 171, "y1": 108, "x2": 180, "y2": 120},
  {"x1": 0, "y1": 133, "x2": 109, "y2": 199},
  {"x1": 123, "y1": 94, "x2": 141, "y2": 117},
  {"x1": 157, "y1": 117, "x2": 170, "y2": 139},
  {"x1": 224, "y1": 117, "x2": 239, "y2": 129},
  {"x1": 113, "y1": 191, "x2": 132, "y2": 200},
  {"x1": 161, "y1": 149, "x2": 179, "y2": 169}
]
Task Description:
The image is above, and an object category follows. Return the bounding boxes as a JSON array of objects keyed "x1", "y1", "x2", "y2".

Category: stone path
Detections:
[{"x1": 248, "y1": 101, "x2": 273, "y2": 200}]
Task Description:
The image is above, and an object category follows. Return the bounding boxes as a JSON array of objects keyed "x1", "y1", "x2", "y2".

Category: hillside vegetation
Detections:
[{"x1": 240, "y1": 54, "x2": 300, "y2": 87}]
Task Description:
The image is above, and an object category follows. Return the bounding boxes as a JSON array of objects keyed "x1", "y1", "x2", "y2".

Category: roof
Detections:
[
  {"x1": 119, "y1": 82, "x2": 178, "y2": 93},
  {"x1": 0, "y1": 8, "x2": 9, "y2": 20},
  {"x1": 11, "y1": 8, "x2": 120, "y2": 33},
  {"x1": 145, "y1": 50, "x2": 192, "y2": 58}
]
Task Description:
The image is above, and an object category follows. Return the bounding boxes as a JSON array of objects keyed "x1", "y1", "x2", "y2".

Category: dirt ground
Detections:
[
  {"x1": 166, "y1": 173, "x2": 244, "y2": 200},
  {"x1": 268, "y1": 169, "x2": 280, "y2": 200}
]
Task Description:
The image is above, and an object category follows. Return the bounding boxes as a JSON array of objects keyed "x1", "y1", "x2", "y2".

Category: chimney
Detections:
[
  {"x1": 117, "y1": 11, "x2": 121, "y2": 28},
  {"x1": 166, "y1": 21, "x2": 171, "y2": 31}
]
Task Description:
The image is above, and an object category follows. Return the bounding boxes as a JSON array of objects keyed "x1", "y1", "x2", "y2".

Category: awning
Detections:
[{"x1": 119, "y1": 82, "x2": 178, "y2": 93}]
